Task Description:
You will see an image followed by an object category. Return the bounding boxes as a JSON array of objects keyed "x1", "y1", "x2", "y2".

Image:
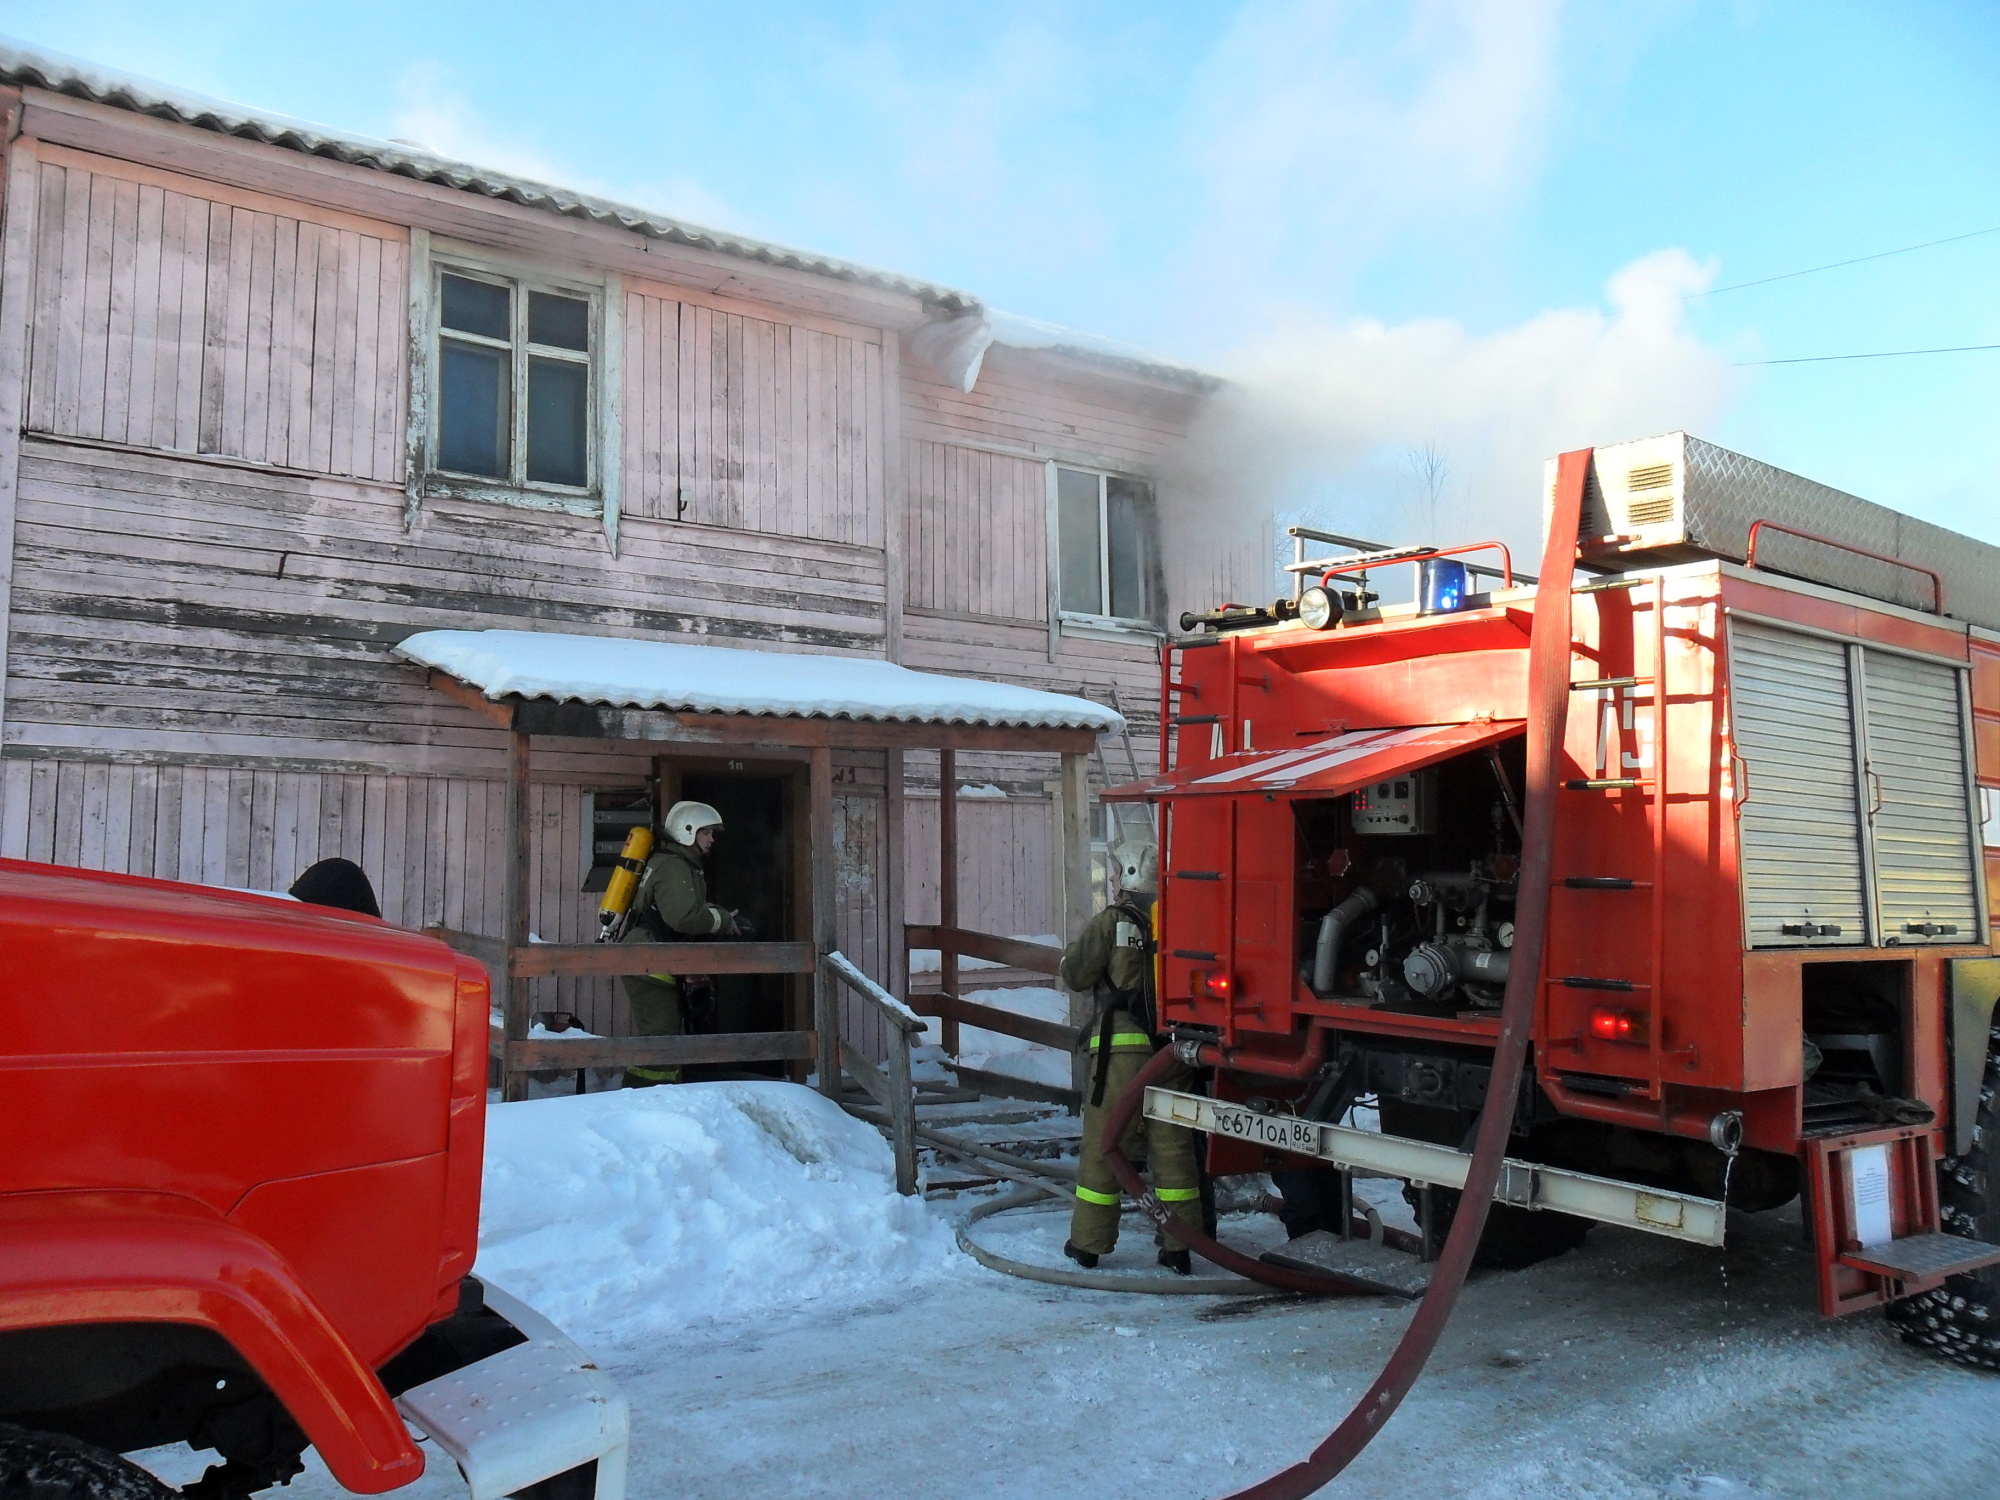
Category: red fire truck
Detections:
[
  {"x1": 0, "y1": 860, "x2": 628, "y2": 1500},
  {"x1": 1114, "y1": 433, "x2": 2000, "y2": 1355}
]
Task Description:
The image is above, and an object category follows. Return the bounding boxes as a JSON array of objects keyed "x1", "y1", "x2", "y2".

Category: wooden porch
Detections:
[{"x1": 409, "y1": 632, "x2": 1112, "y2": 1188}]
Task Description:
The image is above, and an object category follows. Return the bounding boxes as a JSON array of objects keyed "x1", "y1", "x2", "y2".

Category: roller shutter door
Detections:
[
  {"x1": 1728, "y1": 620, "x2": 1868, "y2": 947},
  {"x1": 1860, "y1": 648, "x2": 1979, "y2": 941}
]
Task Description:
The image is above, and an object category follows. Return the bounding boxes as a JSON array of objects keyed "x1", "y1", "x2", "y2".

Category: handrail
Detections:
[
  {"x1": 823, "y1": 950, "x2": 920, "y2": 1194},
  {"x1": 1312, "y1": 538, "x2": 1515, "y2": 590},
  {"x1": 510, "y1": 940, "x2": 815, "y2": 979},
  {"x1": 824, "y1": 949, "x2": 926, "y2": 1035},
  {"x1": 915, "y1": 991, "x2": 1077, "y2": 1052},
  {"x1": 1746, "y1": 518, "x2": 1944, "y2": 614},
  {"x1": 905, "y1": 924, "x2": 1063, "y2": 976}
]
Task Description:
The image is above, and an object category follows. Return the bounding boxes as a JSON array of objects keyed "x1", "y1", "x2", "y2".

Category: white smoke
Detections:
[{"x1": 1162, "y1": 248, "x2": 1739, "y2": 596}]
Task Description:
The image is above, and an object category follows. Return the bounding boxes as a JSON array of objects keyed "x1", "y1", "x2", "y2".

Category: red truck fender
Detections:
[{"x1": 0, "y1": 1191, "x2": 424, "y2": 1494}]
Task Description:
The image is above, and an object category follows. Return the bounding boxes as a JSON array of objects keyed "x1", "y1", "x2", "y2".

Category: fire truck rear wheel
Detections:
[
  {"x1": 1887, "y1": 1022, "x2": 2000, "y2": 1368},
  {"x1": 0, "y1": 1425, "x2": 176, "y2": 1500},
  {"x1": 1379, "y1": 1101, "x2": 1594, "y2": 1268},
  {"x1": 1403, "y1": 1183, "x2": 1596, "y2": 1270}
]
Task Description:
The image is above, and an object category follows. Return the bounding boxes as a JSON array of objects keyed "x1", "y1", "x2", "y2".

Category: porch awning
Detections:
[
  {"x1": 1103, "y1": 720, "x2": 1524, "y2": 800},
  {"x1": 397, "y1": 629, "x2": 1122, "y2": 733}
]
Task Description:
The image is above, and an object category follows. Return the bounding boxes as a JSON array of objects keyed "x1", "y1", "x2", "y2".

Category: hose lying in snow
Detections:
[
  {"x1": 956, "y1": 1190, "x2": 1264, "y2": 1295},
  {"x1": 1100, "y1": 447, "x2": 1589, "y2": 1500}
]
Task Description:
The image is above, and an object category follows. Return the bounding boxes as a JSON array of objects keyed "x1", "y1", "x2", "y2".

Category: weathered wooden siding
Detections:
[
  {"x1": 904, "y1": 792, "x2": 1056, "y2": 942},
  {"x1": 903, "y1": 345, "x2": 1194, "y2": 473},
  {"x1": 6, "y1": 440, "x2": 886, "y2": 773},
  {"x1": 902, "y1": 437, "x2": 1046, "y2": 622},
  {"x1": 0, "y1": 757, "x2": 506, "y2": 929},
  {"x1": 24, "y1": 147, "x2": 405, "y2": 482},
  {"x1": 0, "y1": 104, "x2": 1238, "y2": 1075},
  {"x1": 622, "y1": 284, "x2": 884, "y2": 547}
]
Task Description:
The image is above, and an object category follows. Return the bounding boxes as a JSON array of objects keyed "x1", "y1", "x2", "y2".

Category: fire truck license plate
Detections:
[{"x1": 1205, "y1": 1102, "x2": 1322, "y2": 1156}]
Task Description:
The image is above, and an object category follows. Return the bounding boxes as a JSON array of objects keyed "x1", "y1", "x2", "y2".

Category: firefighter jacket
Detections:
[
  {"x1": 1061, "y1": 899, "x2": 1157, "y2": 1040},
  {"x1": 623, "y1": 843, "x2": 730, "y2": 944}
]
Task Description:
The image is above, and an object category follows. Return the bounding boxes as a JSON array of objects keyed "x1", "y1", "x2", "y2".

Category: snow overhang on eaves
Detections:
[
  {"x1": 397, "y1": 630, "x2": 1125, "y2": 735},
  {"x1": 0, "y1": 37, "x2": 980, "y2": 317},
  {"x1": 909, "y1": 307, "x2": 1222, "y2": 395}
]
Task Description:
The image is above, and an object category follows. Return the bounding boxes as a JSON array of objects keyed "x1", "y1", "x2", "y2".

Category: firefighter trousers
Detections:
[
  {"x1": 621, "y1": 973, "x2": 684, "y2": 1087},
  {"x1": 1071, "y1": 1015, "x2": 1199, "y2": 1255}
]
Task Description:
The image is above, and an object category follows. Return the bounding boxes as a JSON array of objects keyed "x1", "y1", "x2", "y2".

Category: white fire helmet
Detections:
[
  {"x1": 664, "y1": 800, "x2": 724, "y2": 847},
  {"x1": 1113, "y1": 838, "x2": 1158, "y2": 896}
]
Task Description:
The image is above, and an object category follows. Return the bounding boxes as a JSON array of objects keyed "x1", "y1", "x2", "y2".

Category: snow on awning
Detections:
[
  {"x1": 1103, "y1": 720, "x2": 1523, "y2": 800},
  {"x1": 397, "y1": 630, "x2": 1124, "y2": 733}
]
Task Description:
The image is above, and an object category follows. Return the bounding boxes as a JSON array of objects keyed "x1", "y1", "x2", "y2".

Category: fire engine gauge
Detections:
[{"x1": 1298, "y1": 585, "x2": 1339, "y2": 630}]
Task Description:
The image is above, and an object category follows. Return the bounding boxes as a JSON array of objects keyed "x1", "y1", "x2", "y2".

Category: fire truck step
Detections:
[{"x1": 1839, "y1": 1233, "x2": 2000, "y2": 1282}]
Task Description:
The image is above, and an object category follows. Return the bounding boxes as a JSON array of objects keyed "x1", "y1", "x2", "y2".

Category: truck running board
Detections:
[{"x1": 1144, "y1": 1087, "x2": 1726, "y2": 1248}]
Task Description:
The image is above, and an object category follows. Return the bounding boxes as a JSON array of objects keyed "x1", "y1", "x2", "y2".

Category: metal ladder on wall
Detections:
[{"x1": 1548, "y1": 573, "x2": 1671, "y2": 1101}]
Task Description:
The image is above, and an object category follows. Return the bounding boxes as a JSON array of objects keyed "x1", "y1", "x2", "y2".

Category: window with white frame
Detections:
[
  {"x1": 432, "y1": 268, "x2": 597, "y2": 498},
  {"x1": 1055, "y1": 466, "x2": 1159, "y2": 625}
]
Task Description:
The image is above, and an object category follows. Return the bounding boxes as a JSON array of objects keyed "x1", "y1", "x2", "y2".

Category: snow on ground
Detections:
[
  {"x1": 472, "y1": 1083, "x2": 959, "y2": 1348},
  {"x1": 182, "y1": 1084, "x2": 2000, "y2": 1499}
]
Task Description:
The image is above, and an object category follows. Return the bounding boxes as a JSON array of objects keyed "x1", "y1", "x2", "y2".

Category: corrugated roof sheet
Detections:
[
  {"x1": 399, "y1": 630, "x2": 1124, "y2": 732},
  {"x1": 0, "y1": 37, "x2": 977, "y2": 313}
]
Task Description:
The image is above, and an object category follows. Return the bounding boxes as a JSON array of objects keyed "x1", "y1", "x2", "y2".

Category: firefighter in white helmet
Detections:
[
  {"x1": 620, "y1": 800, "x2": 749, "y2": 1087},
  {"x1": 1060, "y1": 836, "x2": 1202, "y2": 1273}
]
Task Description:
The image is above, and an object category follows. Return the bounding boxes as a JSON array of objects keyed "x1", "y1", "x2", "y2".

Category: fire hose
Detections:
[{"x1": 1100, "y1": 446, "x2": 1590, "y2": 1497}]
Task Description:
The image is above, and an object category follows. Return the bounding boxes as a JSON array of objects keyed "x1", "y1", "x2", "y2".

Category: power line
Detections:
[
  {"x1": 1735, "y1": 342, "x2": 2000, "y2": 367},
  {"x1": 1701, "y1": 225, "x2": 2000, "y2": 295}
]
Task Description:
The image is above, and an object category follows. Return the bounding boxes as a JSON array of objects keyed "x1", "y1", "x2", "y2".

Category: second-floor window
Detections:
[
  {"x1": 435, "y1": 269, "x2": 596, "y2": 495},
  {"x1": 1056, "y1": 466, "x2": 1158, "y2": 626}
]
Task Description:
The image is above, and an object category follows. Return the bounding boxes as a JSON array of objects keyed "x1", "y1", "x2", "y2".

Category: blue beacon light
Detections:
[{"x1": 1419, "y1": 557, "x2": 1469, "y2": 615}]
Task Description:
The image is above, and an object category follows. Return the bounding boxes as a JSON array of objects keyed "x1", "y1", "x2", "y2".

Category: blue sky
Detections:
[{"x1": 12, "y1": 1, "x2": 1999, "y2": 549}]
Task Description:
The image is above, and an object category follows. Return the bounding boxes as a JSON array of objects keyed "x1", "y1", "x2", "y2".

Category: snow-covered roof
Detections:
[
  {"x1": 0, "y1": 37, "x2": 976, "y2": 314},
  {"x1": 909, "y1": 307, "x2": 1218, "y2": 394},
  {"x1": 398, "y1": 630, "x2": 1124, "y2": 734}
]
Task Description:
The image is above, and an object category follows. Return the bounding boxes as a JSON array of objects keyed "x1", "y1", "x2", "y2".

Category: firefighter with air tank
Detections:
[
  {"x1": 1061, "y1": 838, "x2": 1203, "y2": 1275},
  {"x1": 600, "y1": 799, "x2": 752, "y2": 1087}
]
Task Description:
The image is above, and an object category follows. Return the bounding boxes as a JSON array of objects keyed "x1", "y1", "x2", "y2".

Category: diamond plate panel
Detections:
[
  {"x1": 1575, "y1": 433, "x2": 2000, "y2": 630},
  {"x1": 1841, "y1": 1231, "x2": 2000, "y2": 1281}
]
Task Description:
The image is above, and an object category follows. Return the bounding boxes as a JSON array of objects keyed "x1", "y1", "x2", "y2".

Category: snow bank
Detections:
[
  {"x1": 474, "y1": 1082, "x2": 958, "y2": 1349},
  {"x1": 396, "y1": 629, "x2": 1122, "y2": 732}
]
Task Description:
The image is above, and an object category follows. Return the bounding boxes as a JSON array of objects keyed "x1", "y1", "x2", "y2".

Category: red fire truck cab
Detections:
[
  {"x1": 0, "y1": 859, "x2": 629, "y2": 1499},
  {"x1": 1122, "y1": 434, "x2": 2000, "y2": 1353}
]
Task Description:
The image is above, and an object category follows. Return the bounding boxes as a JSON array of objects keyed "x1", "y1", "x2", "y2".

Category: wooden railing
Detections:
[
  {"x1": 903, "y1": 923, "x2": 1077, "y2": 1104},
  {"x1": 429, "y1": 927, "x2": 820, "y2": 1082},
  {"x1": 823, "y1": 949, "x2": 924, "y2": 1195}
]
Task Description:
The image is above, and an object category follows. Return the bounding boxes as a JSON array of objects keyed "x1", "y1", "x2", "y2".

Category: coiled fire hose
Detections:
[{"x1": 1101, "y1": 447, "x2": 1590, "y2": 1497}]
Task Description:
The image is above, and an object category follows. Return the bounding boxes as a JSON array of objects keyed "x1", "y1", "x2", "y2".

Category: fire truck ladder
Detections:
[{"x1": 1556, "y1": 572, "x2": 1670, "y2": 1101}]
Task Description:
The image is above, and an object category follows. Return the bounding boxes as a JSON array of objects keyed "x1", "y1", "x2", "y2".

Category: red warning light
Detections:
[
  {"x1": 1589, "y1": 1007, "x2": 1640, "y2": 1042},
  {"x1": 1200, "y1": 970, "x2": 1233, "y2": 1002}
]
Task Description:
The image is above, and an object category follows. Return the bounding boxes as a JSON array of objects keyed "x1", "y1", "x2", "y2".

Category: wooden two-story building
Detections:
[{"x1": 0, "y1": 43, "x2": 1269, "y2": 1058}]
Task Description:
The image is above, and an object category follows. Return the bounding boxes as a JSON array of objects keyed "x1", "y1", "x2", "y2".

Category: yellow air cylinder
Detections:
[{"x1": 595, "y1": 826, "x2": 655, "y2": 940}]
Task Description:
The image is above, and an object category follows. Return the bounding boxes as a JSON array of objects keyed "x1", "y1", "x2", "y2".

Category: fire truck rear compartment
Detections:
[
  {"x1": 1801, "y1": 960, "x2": 1912, "y2": 1133},
  {"x1": 1294, "y1": 740, "x2": 1526, "y2": 1011}
]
